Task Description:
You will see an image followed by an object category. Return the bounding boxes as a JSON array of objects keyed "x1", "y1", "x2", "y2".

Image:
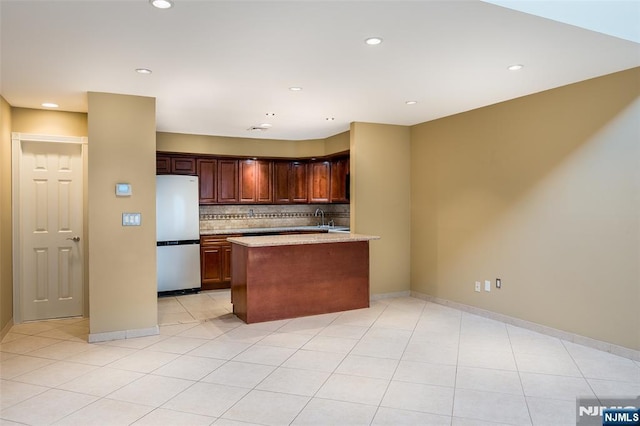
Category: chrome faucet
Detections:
[{"x1": 314, "y1": 208, "x2": 325, "y2": 227}]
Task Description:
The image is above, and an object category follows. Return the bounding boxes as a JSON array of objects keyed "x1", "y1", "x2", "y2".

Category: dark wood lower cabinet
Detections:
[
  {"x1": 200, "y1": 235, "x2": 238, "y2": 290},
  {"x1": 200, "y1": 230, "x2": 327, "y2": 291}
]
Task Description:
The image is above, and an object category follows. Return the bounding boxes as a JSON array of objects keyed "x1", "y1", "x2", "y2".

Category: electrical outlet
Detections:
[
  {"x1": 475, "y1": 281, "x2": 481, "y2": 292},
  {"x1": 484, "y1": 280, "x2": 491, "y2": 292},
  {"x1": 496, "y1": 278, "x2": 501, "y2": 289}
]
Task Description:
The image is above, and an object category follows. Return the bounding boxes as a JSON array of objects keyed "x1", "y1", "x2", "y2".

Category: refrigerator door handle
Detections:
[{"x1": 157, "y1": 239, "x2": 200, "y2": 247}]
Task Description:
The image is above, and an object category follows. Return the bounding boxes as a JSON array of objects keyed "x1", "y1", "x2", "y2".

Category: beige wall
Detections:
[
  {"x1": 88, "y1": 93, "x2": 157, "y2": 335},
  {"x1": 0, "y1": 97, "x2": 13, "y2": 335},
  {"x1": 12, "y1": 108, "x2": 88, "y2": 136},
  {"x1": 324, "y1": 131, "x2": 350, "y2": 155},
  {"x1": 157, "y1": 132, "x2": 324, "y2": 158},
  {"x1": 351, "y1": 122, "x2": 411, "y2": 295},
  {"x1": 411, "y1": 68, "x2": 640, "y2": 351},
  {"x1": 157, "y1": 130, "x2": 349, "y2": 158}
]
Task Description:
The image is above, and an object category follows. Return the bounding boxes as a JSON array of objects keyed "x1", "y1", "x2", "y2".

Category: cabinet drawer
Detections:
[{"x1": 201, "y1": 235, "x2": 239, "y2": 246}]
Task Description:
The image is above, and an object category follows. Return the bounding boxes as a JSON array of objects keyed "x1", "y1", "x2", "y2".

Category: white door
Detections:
[{"x1": 20, "y1": 140, "x2": 84, "y2": 321}]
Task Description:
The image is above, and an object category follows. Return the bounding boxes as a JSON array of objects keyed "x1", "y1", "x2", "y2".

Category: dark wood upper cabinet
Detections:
[
  {"x1": 290, "y1": 162, "x2": 308, "y2": 203},
  {"x1": 156, "y1": 154, "x2": 196, "y2": 175},
  {"x1": 273, "y1": 161, "x2": 291, "y2": 203},
  {"x1": 308, "y1": 161, "x2": 331, "y2": 203},
  {"x1": 217, "y1": 159, "x2": 239, "y2": 203},
  {"x1": 158, "y1": 152, "x2": 348, "y2": 205},
  {"x1": 239, "y1": 159, "x2": 273, "y2": 203},
  {"x1": 156, "y1": 155, "x2": 171, "y2": 174},
  {"x1": 274, "y1": 161, "x2": 308, "y2": 203},
  {"x1": 330, "y1": 157, "x2": 349, "y2": 203},
  {"x1": 172, "y1": 157, "x2": 197, "y2": 175},
  {"x1": 197, "y1": 159, "x2": 217, "y2": 204},
  {"x1": 239, "y1": 160, "x2": 257, "y2": 203},
  {"x1": 256, "y1": 160, "x2": 273, "y2": 203}
]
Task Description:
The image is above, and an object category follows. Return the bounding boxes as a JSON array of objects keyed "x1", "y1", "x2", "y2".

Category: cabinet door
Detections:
[
  {"x1": 273, "y1": 161, "x2": 291, "y2": 203},
  {"x1": 290, "y1": 162, "x2": 308, "y2": 203},
  {"x1": 171, "y1": 157, "x2": 197, "y2": 175},
  {"x1": 308, "y1": 161, "x2": 331, "y2": 203},
  {"x1": 239, "y1": 160, "x2": 257, "y2": 203},
  {"x1": 217, "y1": 159, "x2": 239, "y2": 203},
  {"x1": 222, "y1": 244, "x2": 233, "y2": 282},
  {"x1": 156, "y1": 155, "x2": 171, "y2": 174},
  {"x1": 197, "y1": 159, "x2": 217, "y2": 204},
  {"x1": 239, "y1": 160, "x2": 273, "y2": 203},
  {"x1": 330, "y1": 157, "x2": 349, "y2": 203},
  {"x1": 256, "y1": 160, "x2": 273, "y2": 203},
  {"x1": 201, "y1": 245, "x2": 223, "y2": 286}
]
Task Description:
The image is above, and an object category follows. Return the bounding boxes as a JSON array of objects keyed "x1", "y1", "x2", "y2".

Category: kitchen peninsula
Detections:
[{"x1": 229, "y1": 233, "x2": 379, "y2": 323}]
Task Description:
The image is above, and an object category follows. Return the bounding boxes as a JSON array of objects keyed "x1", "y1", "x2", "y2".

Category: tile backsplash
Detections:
[{"x1": 200, "y1": 204, "x2": 350, "y2": 231}]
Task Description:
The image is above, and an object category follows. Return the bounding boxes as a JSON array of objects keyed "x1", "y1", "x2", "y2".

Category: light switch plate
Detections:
[
  {"x1": 122, "y1": 213, "x2": 141, "y2": 226},
  {"x1": 484, "y1": 280, "x2": 491, "y2": 292}
]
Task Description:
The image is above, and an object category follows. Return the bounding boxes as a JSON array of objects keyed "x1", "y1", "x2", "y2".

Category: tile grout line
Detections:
[
  {"x1": 450, "y1": 308, "x2": 464, "y2": 426},
  {"x1": 370, "y1": 303, "x2": 426, "y2": 425},
  {"x1": 505, "y1": 320, "x2": 535, "y2": 426}
]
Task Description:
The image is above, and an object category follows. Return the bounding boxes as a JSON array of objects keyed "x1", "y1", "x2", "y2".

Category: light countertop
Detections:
[
  {"x1": 227, "y1": 233, "x2": 380, "y2": 247},
  {"x1": 200, "y1": 226, "x2": 349, "y2": 235}
]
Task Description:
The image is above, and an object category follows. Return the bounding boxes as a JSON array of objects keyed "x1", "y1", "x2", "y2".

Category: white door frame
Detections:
[{"x1": 12, "y1": 132, "x2": 89, "y2": 324}]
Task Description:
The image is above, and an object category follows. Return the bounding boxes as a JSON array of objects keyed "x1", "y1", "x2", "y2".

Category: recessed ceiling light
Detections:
[
  {"x1": 41, "y1": 102, "x2": 58, "y2": 108},
  {"x1": 405, "y1": 101, "x2": 418, "y2": 105},
  {"x1": 325, "y1": 117, "x2": 335, "y2": 121},
  {"x1": 289, "y1": 87, "x2": 302, "y2": 91},
  {"x1": 150, "y1": 0, "x2": 173, "y2": 9},
  {"x1": 507, "y1": 64, "x2": 524, "y2": 71},
  {"x1": 365, "y1": 37, "x2": 383, "y2": 46},
  {"x1": 259, "y1": 123, "x2": 273, "y2": 128},
  {"x1": 135, "y1": 68, "x2": 152, "y2": 74},
  {"x1": 265, "y1": 112, "x2": 276, "y2": 116}
]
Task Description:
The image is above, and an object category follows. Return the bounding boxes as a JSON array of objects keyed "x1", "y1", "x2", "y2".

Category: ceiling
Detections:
[{"x1": 1, "y1": 0, "x2": 639, "y2": 141}]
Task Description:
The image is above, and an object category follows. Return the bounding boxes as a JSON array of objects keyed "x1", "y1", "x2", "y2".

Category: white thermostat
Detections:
[{"x1": 115, "y1": 183, "x2": 132, "y2": 197}]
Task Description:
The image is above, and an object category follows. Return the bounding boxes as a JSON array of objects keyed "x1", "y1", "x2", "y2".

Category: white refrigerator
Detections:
[{"x1": 156, "y1": 175, "x2": 201, "y2": 293}]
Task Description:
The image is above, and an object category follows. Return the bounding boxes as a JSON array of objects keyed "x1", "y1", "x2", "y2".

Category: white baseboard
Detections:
[
  {"x1": 371, "y1": 291, "x2": 410, "y2": 301},
  {"x1": 1, "y1": 318, "x2": 14, "y2": 341},
  {"x1": 88, "y1": 325, "x2": 159, "y2": 343},
  {"x1": 410, "y1": 291, "x2": 640, "y2": 362}
]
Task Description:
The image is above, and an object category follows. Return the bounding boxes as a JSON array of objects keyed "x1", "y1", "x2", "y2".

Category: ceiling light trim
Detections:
[
  {"x1": 365, "y1": 37, "x2": 383, "y2": 45},
  {"x1": 150, "y1": 0, "x2": 173, "y2": 10}
]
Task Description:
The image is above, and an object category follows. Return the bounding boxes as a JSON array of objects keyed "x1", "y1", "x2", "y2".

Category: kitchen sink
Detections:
[{"x1": 327, "y1": 227, "x2": 350, "y2": 233}]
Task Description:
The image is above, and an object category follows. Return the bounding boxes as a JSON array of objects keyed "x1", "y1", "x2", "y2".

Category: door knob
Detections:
[{"x1": 66, "y1": 236, "x2": 80, "y2": 242}]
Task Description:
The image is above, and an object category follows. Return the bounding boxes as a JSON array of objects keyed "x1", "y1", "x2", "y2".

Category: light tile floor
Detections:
[{"x1": 1, "y1": 290, "x2": 639, "y2": 425}]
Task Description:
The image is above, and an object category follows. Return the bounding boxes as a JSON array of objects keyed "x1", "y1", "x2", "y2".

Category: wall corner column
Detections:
[{"x1": 88, "y1": 92, "x2": 158, "y2": 340}]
